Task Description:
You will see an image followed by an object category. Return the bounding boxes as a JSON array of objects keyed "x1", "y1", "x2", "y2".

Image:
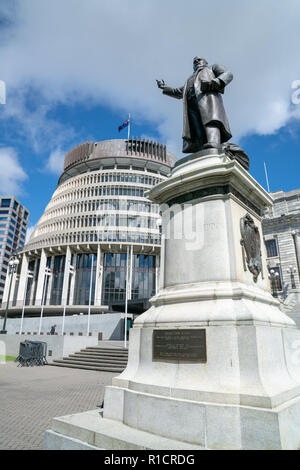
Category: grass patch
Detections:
[{"x1": 0, "y1": 355, "x2": 16, "y2": 362}]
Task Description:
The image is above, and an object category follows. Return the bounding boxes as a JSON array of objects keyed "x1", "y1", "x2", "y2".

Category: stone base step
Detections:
[
  {"x1": 70, "y1": 353, "x2": 127, "y2": 361},
  {"x1": 70, "y1": 354, "x2": 127, "y2": 366},
  {"x1": 63, "y1": 357, "x2": 127, "y2": 366},
  {"x1": 44, "y1": 409, "x2": 205, "y2": 450},
  {"x1": 49, "y1": 361, "x2": 125, "y2": 373},
  {"x1": 85, "y1": 347, "x2": 128, "y2": 353},
  {"x1": 77, "y1": 351, "x2": 128, "y2": 358},
  {"x1": 48, "y1": 345, "x2": 128, "y2": 372}
]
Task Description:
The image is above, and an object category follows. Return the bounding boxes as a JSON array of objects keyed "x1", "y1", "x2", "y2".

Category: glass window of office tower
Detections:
[{"x1": 1, "y1": 199, "x2": 11, "y2": 208}]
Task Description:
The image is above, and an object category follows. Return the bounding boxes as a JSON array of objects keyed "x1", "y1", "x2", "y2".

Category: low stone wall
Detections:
[
  {"x1": 3, "y1": 313, "x2": 123, "y2": 340},
  {"x1": 0, "y1": 335, "x2": 98, "y2": 360}
]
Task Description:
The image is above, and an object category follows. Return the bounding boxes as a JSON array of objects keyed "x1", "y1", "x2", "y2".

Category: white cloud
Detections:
[
  {"x1": 0, "y1": 147, "x2": 27, "y2": 196},
  {"x1": 1, "y1": 0, "x2": 300, "y2": 155},
  {"x1": 1, "y1": 90, "x2": 75, "y2": 153},
  {"x1": 46, "y1": 148, "x2": 65, "y2": 175}
]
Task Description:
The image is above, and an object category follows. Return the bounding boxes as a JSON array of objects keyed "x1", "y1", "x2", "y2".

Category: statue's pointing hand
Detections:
[{"x1": 156, "y1": 79, "x2": 166, "y2": 90}]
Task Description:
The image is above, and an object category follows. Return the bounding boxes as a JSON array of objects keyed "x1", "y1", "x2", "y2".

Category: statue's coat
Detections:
[{"x1": 163, "y1": 64, "x2": 233, "y2": 153}]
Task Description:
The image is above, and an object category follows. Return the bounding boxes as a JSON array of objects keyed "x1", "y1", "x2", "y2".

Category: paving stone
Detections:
[{"x1": 0, "y1": 362, "x2": 116, "y2": 450}]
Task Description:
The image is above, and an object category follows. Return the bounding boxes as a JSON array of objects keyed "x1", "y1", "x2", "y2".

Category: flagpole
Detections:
[
  {"x1": 264, "y1": 161, "x2": 270, "y2": 192},
  {"x1": 128, "y1": 114, "x2": 131, "y2": 140}
]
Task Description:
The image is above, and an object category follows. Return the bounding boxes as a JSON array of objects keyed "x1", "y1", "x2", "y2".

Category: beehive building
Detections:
[{"x1": 1, "y1": 139, "x2": 176, "y2": 318}]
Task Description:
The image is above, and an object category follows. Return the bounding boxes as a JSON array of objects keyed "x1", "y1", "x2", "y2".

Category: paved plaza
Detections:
[{"x1": 0, "y1": 362, "x2": 116, "y2": 450}]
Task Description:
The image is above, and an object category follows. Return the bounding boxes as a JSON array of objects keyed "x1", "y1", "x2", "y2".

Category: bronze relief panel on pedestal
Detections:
[{"x1": 240, "y1": 213, "x2": 262, "y2": 283}]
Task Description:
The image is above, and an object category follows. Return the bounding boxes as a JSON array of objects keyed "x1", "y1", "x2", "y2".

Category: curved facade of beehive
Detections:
[{"x1": 3, "y1": 139, "x2": 176, "y2": 316}]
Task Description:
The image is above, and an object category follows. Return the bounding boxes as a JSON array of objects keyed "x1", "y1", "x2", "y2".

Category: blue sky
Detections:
[{"x1": 0, "y1": 0, "x2": 300, "y2": 237}]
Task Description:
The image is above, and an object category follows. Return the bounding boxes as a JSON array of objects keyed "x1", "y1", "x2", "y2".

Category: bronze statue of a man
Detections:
[{"x1": 157, "y1": 57, "x2": 233, "y2": 153}]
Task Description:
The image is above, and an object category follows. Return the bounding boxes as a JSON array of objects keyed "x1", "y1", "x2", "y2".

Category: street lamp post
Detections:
[
  {"x1": 0, "y1": 256, "x2": 20, "y2": 334},
  {"x1": 287, "y1": 265, "x2": 297, "y2": 290},
  {"x1": 268, "y1": 269, "x2": 279, "y2": 298}
]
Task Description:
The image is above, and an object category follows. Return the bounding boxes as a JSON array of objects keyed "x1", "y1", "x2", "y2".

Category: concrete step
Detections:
[
  {"x1": 74, "y1": 351, "x2": 128, "y2": 361},
  {"x1": 53, "y1": 358, "x2": 126, "y2": 368},
  {"x1": 76, "y1": 352, "x2": 128, "y2": 359},
  {"x1": 84, "y1": 348, "x2": 128, "y2": 354},
  {"x1": 49, "y1": 361, "x2": 124, "y2": 373},
  {"x1": 75, "y1": 355, "x2": 128, "y2": 361},
  {"x1": 85, "y1": 345, "x2": 128, "y2": 350},
  {"x1": 69, "y1": 355, "x2": 128, "y2": 364},
  {"x1": 74, "y1": 350, "x2": 128, "y2": 356},
  {"x1": 45, "y1": 409, "x2": 205, "y2": 450},
  {"x1": 81, "y1": 348, "x2": 128, "y2": 353},
  {"x1": 49, "y1": 345, "x2": 129, "y2": 372}
]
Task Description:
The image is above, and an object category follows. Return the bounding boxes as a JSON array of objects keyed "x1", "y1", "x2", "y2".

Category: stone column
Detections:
[
  {"x1": 159, "y1": 234, "x2": 165, "y2": 290},
  {"x1": 35, "y1": 249, "x2": 47, "y2": 307},
  {"x1": 155, "y1": 254, "x2": 160, "y2": 295},
  {"x1": 12, "y1": 274, "x2": 20, "y2": 306},
  {"x1": 128, "y1": 245, "x2": 133, "y2": 301},
  {"x1": 95, "y1": 245, "x2": 103, "y2": 306},
  {"x1": 61, "y1": 246, "x2": 71, "y2": 307},
  {"x1": 68, "y1": 254, "x2": 77, "y2": 306},
  {"x1": 292, "y1": 232, "x2": 300, "y2": 282},
  {"x1": 17, "y1": 253, "x2": 29, "y2": 308},
  {"x1": 29, "y1": 259, "x2": 39, "y2": 306},
  {"x1": 45, "y1": 256, "x2": 54, "y2": 306}
]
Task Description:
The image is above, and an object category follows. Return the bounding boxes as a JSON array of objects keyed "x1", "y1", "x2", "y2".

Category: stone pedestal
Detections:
[
  {"x1": 280, "y1": 289, "x2": 300, "y2": 328},
  {"x1": 44, "y1": 150, "x2": 300, "y2": 450}
]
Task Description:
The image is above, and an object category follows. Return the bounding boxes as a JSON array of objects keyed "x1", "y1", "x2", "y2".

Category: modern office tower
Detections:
[
  {"x1": 0, "y1": 197, "x2": 29, "y2": 304},
  {"x1": 2, "y1": 139, "x2": 176, "y2": 319}
]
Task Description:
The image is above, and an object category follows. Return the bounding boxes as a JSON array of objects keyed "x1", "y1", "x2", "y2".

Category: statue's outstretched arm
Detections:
[
  {"x1": 163, "y1": 86, "x2": 184, "y2": 99},
  {"x1": 156, "y1": 79, "x2": 184, "y2": 100}
]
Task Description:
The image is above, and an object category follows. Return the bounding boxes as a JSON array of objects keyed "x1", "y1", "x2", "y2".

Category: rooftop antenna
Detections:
[
  {"x1": 128, "y1": 114, "x2": 131, "y2": 140},
  {"x1": 264, "y1": 161, "x2": 270, "y2": 193}
]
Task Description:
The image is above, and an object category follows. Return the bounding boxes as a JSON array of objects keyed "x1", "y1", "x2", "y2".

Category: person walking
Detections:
[{"x1": 50, "y1": 324, "x2": 56, "y2": 335}]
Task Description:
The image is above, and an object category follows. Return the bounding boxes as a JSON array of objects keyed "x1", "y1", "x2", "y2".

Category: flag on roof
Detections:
[{"x1": 118, "y1": 118, "x2": 130, "y2": 132}]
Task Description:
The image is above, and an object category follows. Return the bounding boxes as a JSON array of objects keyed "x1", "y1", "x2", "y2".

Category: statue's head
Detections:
[{"x1": 193, "y1": 57, "x2": 208, "y2": 71}]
